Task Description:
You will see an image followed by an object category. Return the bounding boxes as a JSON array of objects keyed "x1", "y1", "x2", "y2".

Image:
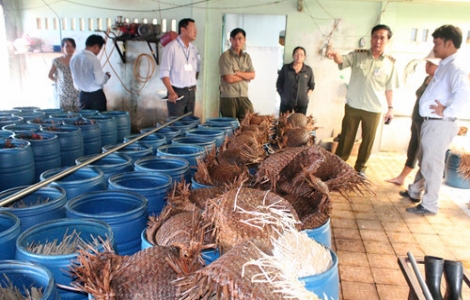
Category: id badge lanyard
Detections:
[{"x1": 177, "y1": 39, "x2": 192, "y2": 71}]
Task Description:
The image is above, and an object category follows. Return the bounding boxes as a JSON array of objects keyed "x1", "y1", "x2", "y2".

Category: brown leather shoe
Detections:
[{"x1": 399, "y1": 190, "x2": 421, "y2": 203}]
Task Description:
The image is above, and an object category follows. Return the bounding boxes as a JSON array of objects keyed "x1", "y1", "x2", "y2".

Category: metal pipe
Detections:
[
  {"x1": 0, "y1": 112, "x2": 192, "y2": 207},
  {"x1": 407, "y1": 251, "x2": 433, "y2": 300}
]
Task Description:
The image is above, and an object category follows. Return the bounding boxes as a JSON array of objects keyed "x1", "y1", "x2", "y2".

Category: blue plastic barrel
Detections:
[
  {"x1": 198, "y1": 123, "x2": 234, "y2": 137},
  {"x1": 201, "y1": 248, "x2": 220, "y2": 265},
  {"x1": 205, "y1": 117, "x2": 240, "y2": 130},
  {"x1": 185, "y1": 128, "x2": 225, "y2": 147},
  {"x1": 0, "y1": 131, "x2": 12, "y2": 138},
  {"x1": 141, "y1": 126, "x2": 181, "y2": 143},
  {"x1": 64, "y1": 118, "x2": 101, "y2": 155},
  {"x1": 0, "y1": 186, "x2": 67, "y2": 232},
  {"x1": 35, "y1": 108, "x2": 64, "y2": 117},
  {"x1": 0, "y1": 260, "x2": 60, "y2": 300},
  {"x1": 11, "y1": 111, "x2": 46, "y2": 122},
  {"x1": 3, "y1": 123, "x2": 42, "y2": 132},
  {"x1": 124, "y1": 133, "x2": 166, "y2": 155},
  {"x1": 157, "y1": 144, "x2": 205, "y2": 171},
  {"x1": 77, "y1": 109, "x2": 99, "y2": 117},
  {"x1": 0, "y1": 109, "x2": 20, "y2": 116},
  {"x1": 141, "y1": 228, "x2": 153, "y2": 250},
  {"x1": 87, "y1": 115, "x2": 118, "y2": 146},
  {"x1": 108, "y1": 171, "x2": 172, "y2": 216},
  {"x1": 66, "y1": 190, "x2": 148, "y2": 255},
  {"x1": 445, "y1": 152, "x2": 470, "y2": 189},
  {"x1": 172, "y1": 136, "x2": 216, "y2": 152},
  {"x1": 299, "y1": 249, "x2": 339, "y2": 300},
  {"x1": 191, "y1": 177, "x2": 214, "y2": 190},
  {"x1": 100, "y1": 111, "x2": 131, "y2": 142},
  {"x1": 40, "y1": 166, "x2": 106, "y2": 200},
  {"x1": 41, "y1": 125, "x2": 84, "y2": 167},
  {"x1": 134, "y1": 156, "x2": 190, "y2": 184},
  {"x1": 0, "y1": 211, "x2": 20, "y2": 260},
  {"x1": 49, "y1": 112, "x2": 82, "y2": 123},
  {"x1": 102, "y1": 143, "x2": 153, "y2": 163},
  {"x1": 13, "y1": 131, "x2": 61, "y2": 182},
  {"x1": 169, "y1": 115, "x2": 200, "y2": 128},
  {"x1": 170, "y1": 121, "x2": 196, "y2": 134},
  {"x1": 0, "y1": 138, "x2": 35, "y2": 191},
  {"x1": 13, "y1": 106, "x2": 40, "y2": 112},
  {"x1": 27, "y1": 118, "x2": 62, "y2": 126},
  {"x1": 302, "y1": 218, "x2": 331, "y2": 248},
  {"x1": 0, "y1": 116, "x2": 24, "y2": 128},
  {"x1": 16, "y1": 218, "x2": 114, "y2": 300},
  {"x1": 76, "y1": 153, "x2": 133, "y2": 188}
]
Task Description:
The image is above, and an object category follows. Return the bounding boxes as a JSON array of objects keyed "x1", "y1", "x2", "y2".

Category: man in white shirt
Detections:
[
  {"x1": 70, "y1": 34, "x2": 110, "y2": 111},
  {"x1": 159, "y1": 18, "x2": 200, "y2": 117},
  {"x1": 401, "y1": 25, "x2": 470, "y2": 215}
]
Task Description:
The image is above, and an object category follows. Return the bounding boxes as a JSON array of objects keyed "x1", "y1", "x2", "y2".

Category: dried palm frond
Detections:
[
  {"x1": 27, "y1": 230, "x2": 105, "y2": 255},
  {"x1": 458, "y1": 153, "x2": 470, "y2": 179},
  {"x1": 0, "y1": 275, "x2": 44, "y2": 300},
  {"x1": 69, "y1": 241, "x2": 204, "y2": 300},
  {"x1": 206, "y1": 186, "x2": 300, "y2": 253},
  {"x1": 175, "y1": 239, "x2": 285, "y2": 300}
]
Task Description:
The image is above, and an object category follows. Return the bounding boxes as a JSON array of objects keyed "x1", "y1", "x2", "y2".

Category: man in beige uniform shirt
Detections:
[
  {"x1": 328, "y1": 24, "x2": 399, "y2": 177},
  {"x1": 219, "y1": 28, "x2": 255, "y2": 120}
]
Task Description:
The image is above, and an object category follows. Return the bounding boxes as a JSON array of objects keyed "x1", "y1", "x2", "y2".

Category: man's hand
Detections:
[
  {"x1": 326, "y1": 50, "x2": 342, "y2": 64},
  {"x1": 384, "y1": 111, "x2": 393, "y2": 124},
  {"x1": 167, "y1": 90, "x2": 179, "y2": 103},
  {"x1": 430, "y1": 99, "x2": 446, "y2": 117}
]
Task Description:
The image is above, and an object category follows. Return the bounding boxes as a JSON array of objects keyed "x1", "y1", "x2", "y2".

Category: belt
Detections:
[
  {"x1": 80, "y1": 89, "x2": 103, "y2": 94},
  {"x1": 173, "y1": 85, "x2": 196, "y2": 91},
  {"x1": 423, "y1": 117, "x2": 456, "y2": 122}
]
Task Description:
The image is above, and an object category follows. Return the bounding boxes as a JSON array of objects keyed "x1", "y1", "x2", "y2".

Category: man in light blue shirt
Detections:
[
  {"x1": 70, "y1": 34, "x2": 110, "y2": 111},
  {"x1": 401, "y1": 25, "x2": 470, "y2": 215},
  {"x1": 160, "y1": 18, "x2": 200, "y2": 117}
]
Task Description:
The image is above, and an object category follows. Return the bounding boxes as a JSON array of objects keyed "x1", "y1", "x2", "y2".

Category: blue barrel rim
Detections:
[
  {"x1": 298, "y1": 248, "x2": 338, "y2": 281},
  {"x1": 134, "y1": 156, "x2": 190, "y2": 170},
  {"x1": 16, "y1": 218, "x2": 115, "y2": 259},
  {"x1": 157, "y1": 144, "x2": 205, "y2": 155},
  {"x1": 172, "y1": 136, "x2": 216, "y2": 145},
  {"x1": 102, "y1": 143, "x2": 154, "y2": 154},
  {"x1": 109, "y1": 171, "x2": 173, "y2": 192},
  {"x1": 13, "y1": 131, "x2": 58, "y2": 141},
  {"x1": 40, "y1": 166, "x2": 104, "y2": 184},
  {"x1": 0, "y1": 185, "x2": 67, "y2": 212},
  {"x1": 65, "y1": 190, "x2": 148, "y2": 219},
  {"x1": 0, "y1": 138, "x2": 31, "y2": 150},
  {"x1": 76, "y1": 153, "x2": 133, "y2": 167},
  {"x1": 13, "y1": 106, "x2": 41, "y2": 112},
  {"x1": 0, "y1": 259, "x2": 57, "y2": 298},
  {"x1": 191, "y1": 177, "x2": 214, "y2": 189},
  {"x1": 40, "y1": 124, "x2": 82, "y2": 133},
  {"x1": 2, "y1": 124, "x2": 42, "y2": 132},
  {"x1": 124, "y1": 133, "x2": 167, "y2": 142},
  {"x1": 0, "y1": 211, "x2": 21, "y2": 238}
]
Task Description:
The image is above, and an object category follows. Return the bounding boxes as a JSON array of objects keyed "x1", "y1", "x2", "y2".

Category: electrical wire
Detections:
[
  {"x1": 62, "y1": 0, "x2": 213, "y2": 12},
  {"x1": 99, "y1": 27, "x2": 156, "y2": 95},
  {"x1": 40, "y1": 0, "x2": 62, "y2": 41}
]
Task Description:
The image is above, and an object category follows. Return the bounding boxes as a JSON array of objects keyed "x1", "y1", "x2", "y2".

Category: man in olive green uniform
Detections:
[
  {"x1": 327, "y1": 24, "x2": 399, "y2": 177},
  {"x1": 219, "y1": 28, "x2": 255, "y2": 120}
]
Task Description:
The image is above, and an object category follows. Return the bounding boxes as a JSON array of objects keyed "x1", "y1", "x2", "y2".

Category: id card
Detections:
[{"x1": 184, "y1": 64, "x2": 193, "y2": 71}]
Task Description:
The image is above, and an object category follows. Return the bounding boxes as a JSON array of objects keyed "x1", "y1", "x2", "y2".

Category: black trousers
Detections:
[
  {"x1": 167, "y1": 86, "x2": 196, "y2": 117},
  {"x1": 79, "y1": 89, "x2": 107, "y2": 112}
]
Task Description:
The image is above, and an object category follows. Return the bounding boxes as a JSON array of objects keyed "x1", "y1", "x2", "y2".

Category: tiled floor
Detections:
[{"x1": 331, "y1": 152, "x2": 470, "y2": 300}]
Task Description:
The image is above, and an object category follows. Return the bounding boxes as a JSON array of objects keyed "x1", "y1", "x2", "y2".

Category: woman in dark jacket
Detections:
[{"x1": 276, "y1": 46, "x2": 315, "y2": 115}]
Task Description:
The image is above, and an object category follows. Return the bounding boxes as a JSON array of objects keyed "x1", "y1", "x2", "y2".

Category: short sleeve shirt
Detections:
[
  {"x1": 340, "y1": 49, "x2": 399, "y2": 113},
  {"x1": 219, "y1": 48, "x2": 255, "y2": 98}
]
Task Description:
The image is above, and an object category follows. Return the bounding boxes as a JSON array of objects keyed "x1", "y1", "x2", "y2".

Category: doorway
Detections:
[
  {"x1": 222, "y1": 14, "x2": 287, "y2": 116},
  {"x1": 0, "y1": 4, "x2": 10, "y2": 109}
]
